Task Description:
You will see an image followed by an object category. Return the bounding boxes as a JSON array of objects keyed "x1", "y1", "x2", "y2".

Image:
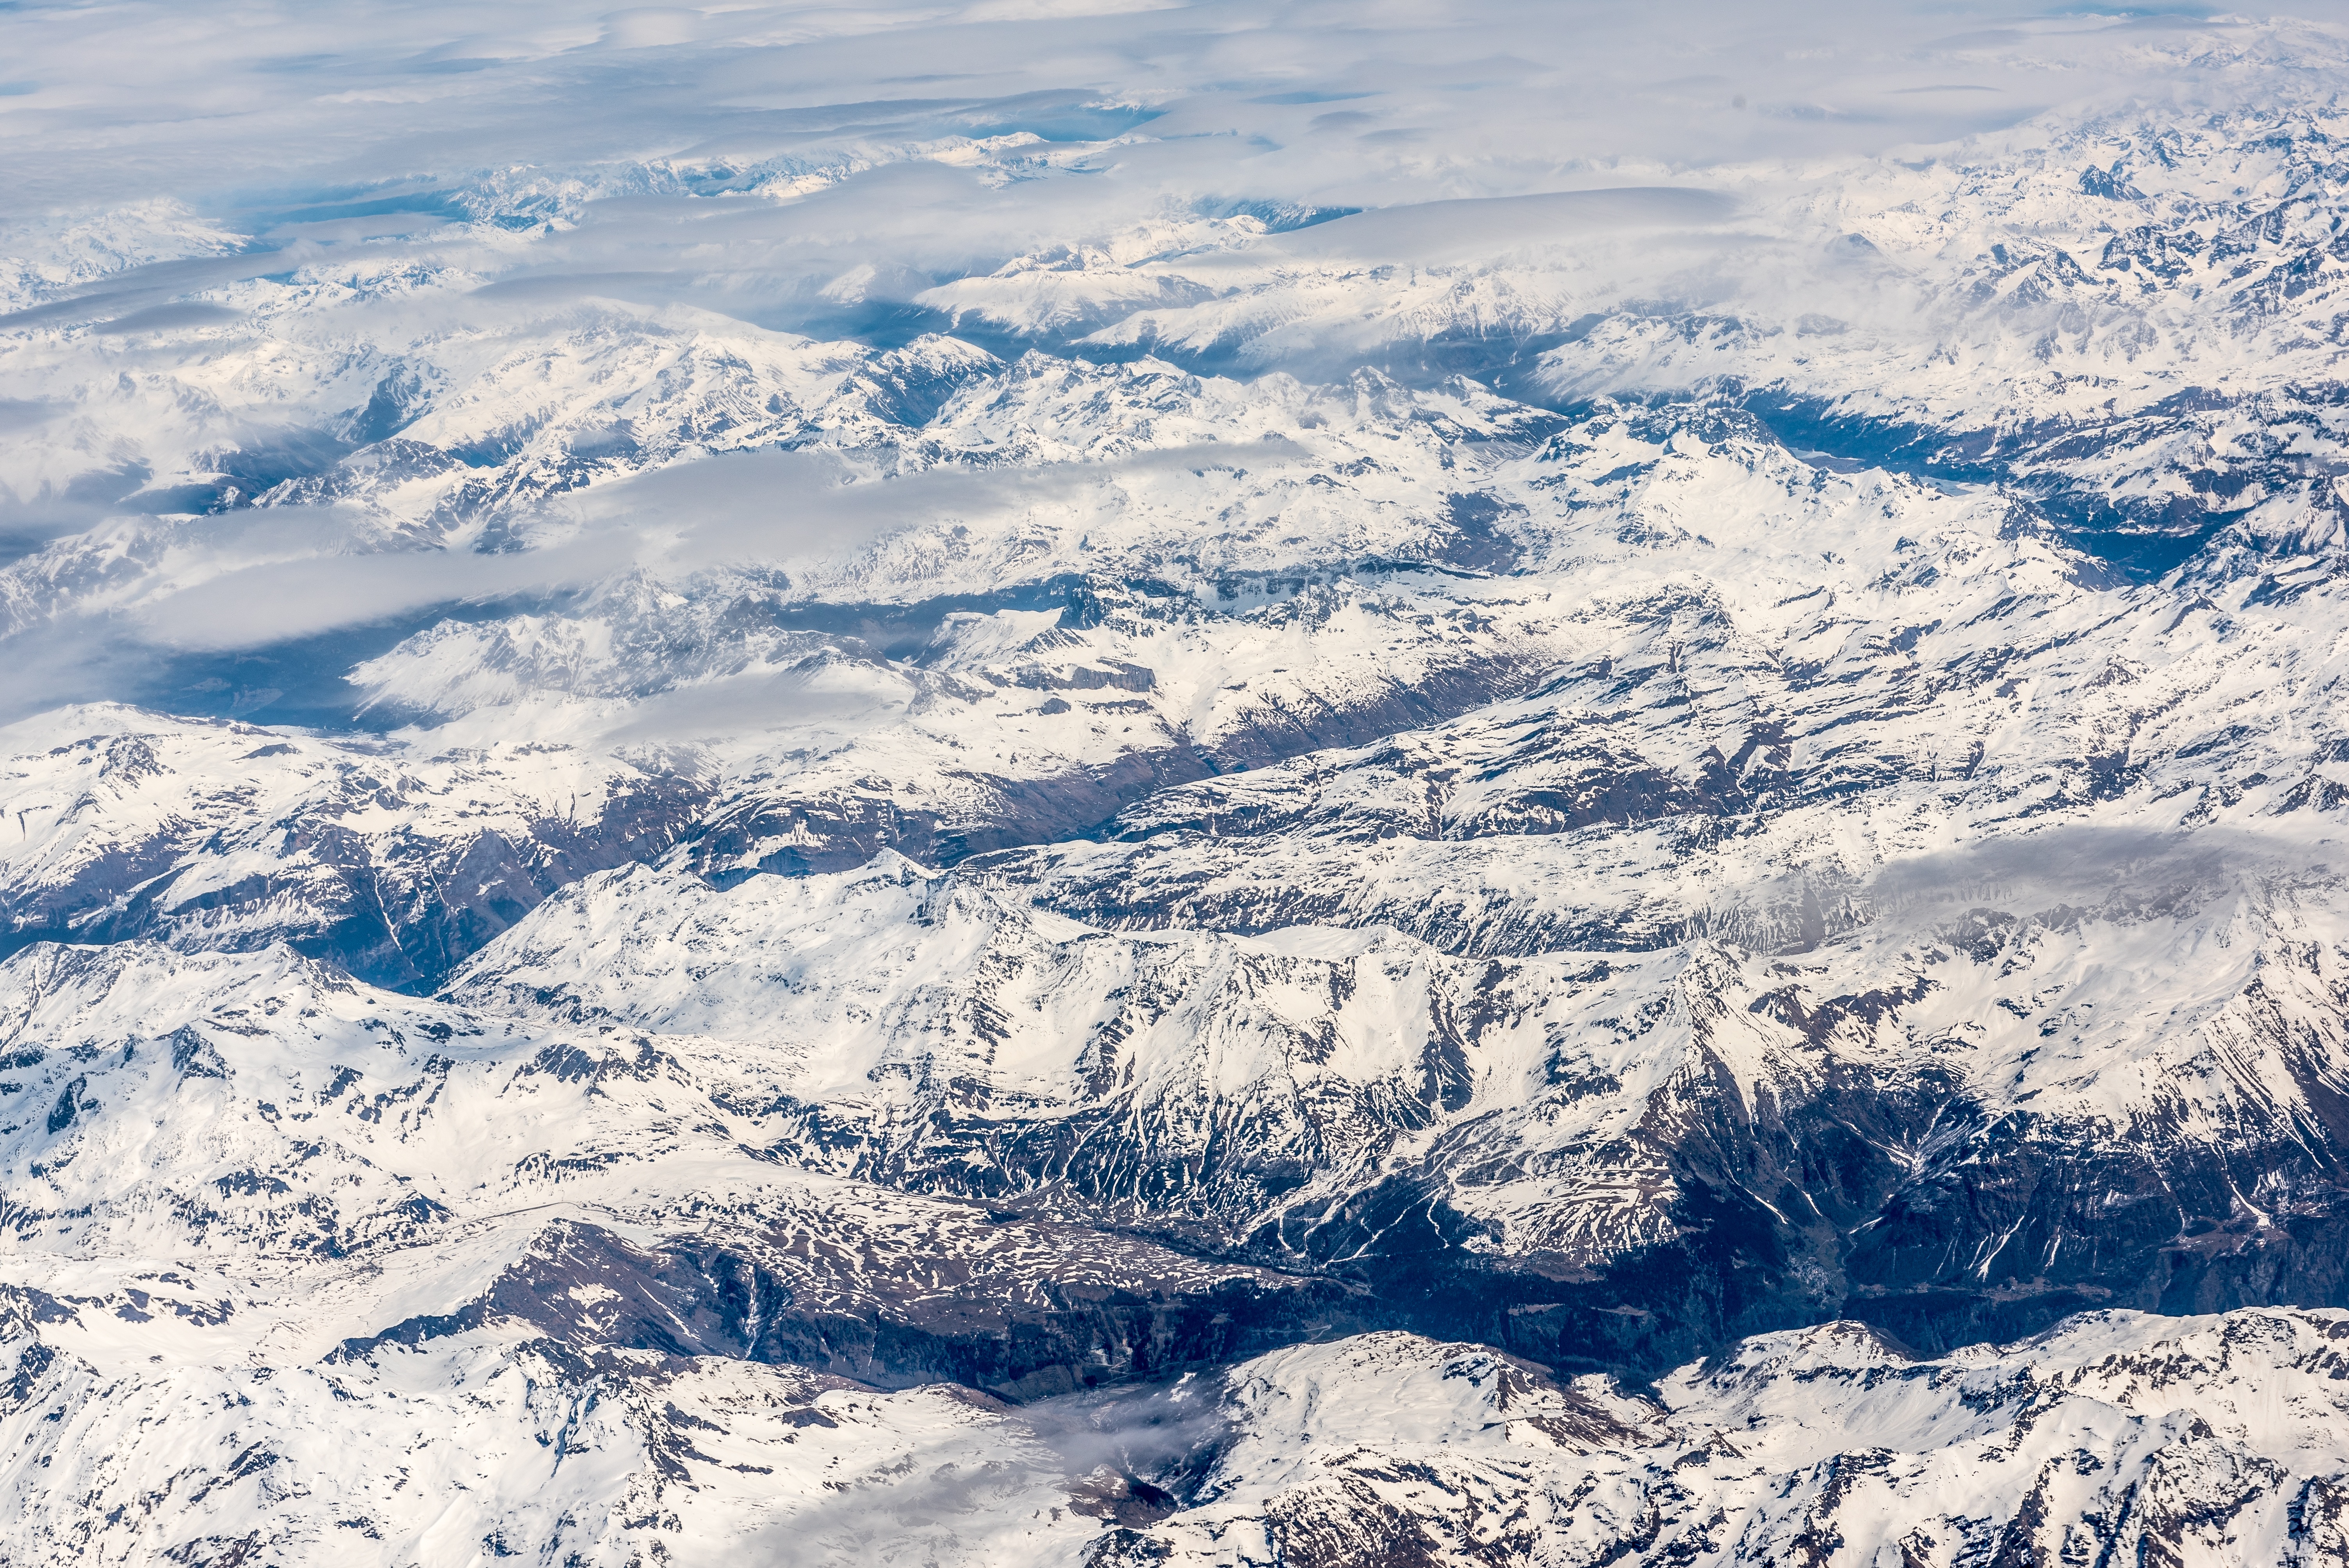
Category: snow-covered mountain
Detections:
[
  {"x1": 15, "y1": 1286, "x2": 2349, "y2": 1564},
  {"x1": 14, "y1": 0, "x2": 2349, "y2": 1561}
]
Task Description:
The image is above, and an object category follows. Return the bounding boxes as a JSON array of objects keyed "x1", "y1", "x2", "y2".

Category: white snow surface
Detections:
[
  {"x1": 11, "y1": 1295, "x2": 2349, "y2": 1565},
  {"x1": 1113, "y1": 1312, "x2": 2349, "y2": 1566},
  {"x1": 14, "y1": 4, "x2": 2349, "y2": 1564}
]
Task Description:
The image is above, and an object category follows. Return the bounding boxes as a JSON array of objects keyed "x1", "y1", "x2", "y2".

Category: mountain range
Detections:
[{"x1": 11, "y1": 4, "x2": 2349, "y2": 1563}]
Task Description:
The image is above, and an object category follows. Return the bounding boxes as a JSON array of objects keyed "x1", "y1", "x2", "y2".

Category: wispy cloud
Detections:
[{"x1": 0, "y1": 0, "x2": 2338, "y2": 730}]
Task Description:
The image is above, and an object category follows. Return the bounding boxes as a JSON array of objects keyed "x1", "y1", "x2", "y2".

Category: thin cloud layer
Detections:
[
  {"x1": 0, "y1": 2, "x2": 2276, "y2": 221},
  {"x1": 1, "y1": 0, "x2": 2344, "y2": 727}
]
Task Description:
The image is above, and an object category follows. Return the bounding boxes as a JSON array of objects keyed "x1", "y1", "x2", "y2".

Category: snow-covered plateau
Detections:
[{"x1": 14, "y1": 1, "x2": 2349, "y2": 1562}]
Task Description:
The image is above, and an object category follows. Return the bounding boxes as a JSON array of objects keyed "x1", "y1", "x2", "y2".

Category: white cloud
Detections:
[{"x1": 2, "y1": 0, "x2": 2344, "y2": 723}]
